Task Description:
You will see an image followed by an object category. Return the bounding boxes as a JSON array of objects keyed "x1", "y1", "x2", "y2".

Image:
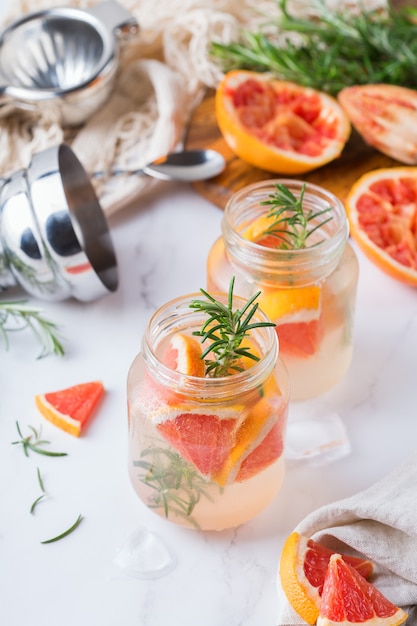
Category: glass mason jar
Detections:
[
  {"x1": 207, "y1": 180, "x2": 359, "y2": 401},
  {"x1": 127, "y1": 292, "x2": 289, "y2": 531}
]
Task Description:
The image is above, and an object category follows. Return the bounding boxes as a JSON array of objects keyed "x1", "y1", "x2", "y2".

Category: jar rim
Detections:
[
  {"x1": 142, "y1": 291, "x2": 280, "y2": 399},
  {"x1": 222, "y1": 178, "x2": 349, "y2": 284}
]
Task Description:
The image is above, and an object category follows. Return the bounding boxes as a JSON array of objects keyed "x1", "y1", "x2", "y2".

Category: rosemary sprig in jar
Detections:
[
  {"x1": 134, "y1": 447, "x2": 219, "y2": 529},
  {"x1": 258, "y1": 182, "x2": 333, "y2": 250},
  {"x1": 189, "y1": 277, "x2": 275, "y2": 378}
]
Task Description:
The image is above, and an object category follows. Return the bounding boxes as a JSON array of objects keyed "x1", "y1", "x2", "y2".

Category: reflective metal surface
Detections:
[
  {"x1": 0, "y1": 144, "x2": 118, "y2": 301},
  {"x1": 0, "y1": 1, "x2": 138, "y2": 125}
]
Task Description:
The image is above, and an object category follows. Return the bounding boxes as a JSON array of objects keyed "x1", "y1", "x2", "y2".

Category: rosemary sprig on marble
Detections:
[
  {"x1": 0, "y1": 299, "x2": 65, "y2": 357},
  {"x1": 12, "y1": 422, "x2": 68, "y2": 458}
]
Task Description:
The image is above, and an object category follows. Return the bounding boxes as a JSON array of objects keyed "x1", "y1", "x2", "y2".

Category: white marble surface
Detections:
[{"x1": 1, "y1": 177, "x2": 417, "y2": 626}]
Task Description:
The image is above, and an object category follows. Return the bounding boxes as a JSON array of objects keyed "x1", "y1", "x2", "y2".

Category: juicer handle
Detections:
[{"x1": 87, "y1": 0, "x2": 139, "y2": 40}]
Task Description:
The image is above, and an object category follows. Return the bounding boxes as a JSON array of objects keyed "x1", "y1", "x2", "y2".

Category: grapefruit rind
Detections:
[
  {"x1": 318, "y1": 553, "x2": 408, "y2": 626},
  {"x1": 35, "y1": 381, "x2": 105, "y2": 437},
  {"x1": 215, "y1": 70, "x2": 351, "y2": 175},
  {"x1": 279, "y1": 532, "x2": 322, "y2": 625},
  {"x1": 345, "y1": 167, "x2": 417, "y2": 288}
]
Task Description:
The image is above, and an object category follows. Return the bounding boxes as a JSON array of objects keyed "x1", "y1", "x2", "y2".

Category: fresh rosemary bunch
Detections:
[
  {"x1": 0, "y1": 299, "x2": 65, "y2": 357},
  {"x1": 134, "y1": 447, "x2": 219, "y2": 529},
  {"x1": 189, "y1": 277, "x2": 275, "y2": 378},
  {"x1": 259, "y1": 182, "x2": 333, "y2": 249},
  {"x1": 210, "y1": 0, "x2": 417, "y2": 94}
]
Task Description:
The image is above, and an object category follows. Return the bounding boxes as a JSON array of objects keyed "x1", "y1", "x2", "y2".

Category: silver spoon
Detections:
[{"x1": 92, "y1": 149, "x2": 226, "y2": 182}]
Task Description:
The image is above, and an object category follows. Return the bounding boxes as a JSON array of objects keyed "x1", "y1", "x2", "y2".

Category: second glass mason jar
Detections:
[
  {"x1": 127, "y1": 291, "x2": 289, "y2": 531},
  {"x1": 207, "y1": 180, "x2": 359, "y2": 401}
]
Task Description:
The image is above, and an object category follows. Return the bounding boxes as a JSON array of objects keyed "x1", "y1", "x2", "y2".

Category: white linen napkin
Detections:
[{"x1": 277, "y1": 450, "x2": 417, "y2": 625}]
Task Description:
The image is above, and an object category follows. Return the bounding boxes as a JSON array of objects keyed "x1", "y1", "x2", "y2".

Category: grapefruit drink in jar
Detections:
[
  {"x1": 207, "y1": 180, "x2": 359, "y2": 401},
  {"x1": 127, "y1": 279, "x2": 289, "y2": 531}
]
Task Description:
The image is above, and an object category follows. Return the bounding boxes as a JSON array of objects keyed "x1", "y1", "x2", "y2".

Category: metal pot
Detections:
[
  {"x1": 0, "y1": 143, "x2": 118, "y2": 301},
  {"x1": 0, "y1": 0, "x2": 138, "y2": 126}
]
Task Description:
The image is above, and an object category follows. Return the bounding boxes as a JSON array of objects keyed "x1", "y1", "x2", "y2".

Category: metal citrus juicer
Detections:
[
  {"x1": 0, "y1": 0, "x2": 138, "y2": 125},
  {"x1": 0, "y1": 1, "x2": 139, "y2": 301}
]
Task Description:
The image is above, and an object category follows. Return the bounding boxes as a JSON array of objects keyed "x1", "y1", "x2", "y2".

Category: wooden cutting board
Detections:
[{"x1": 185, "y1": 89, "x2": 400, "y2": 211}]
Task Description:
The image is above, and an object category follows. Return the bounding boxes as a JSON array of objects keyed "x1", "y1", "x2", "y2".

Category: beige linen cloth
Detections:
[{"x1": 277, "y1": 450, "x2": 417, "y2": 625}]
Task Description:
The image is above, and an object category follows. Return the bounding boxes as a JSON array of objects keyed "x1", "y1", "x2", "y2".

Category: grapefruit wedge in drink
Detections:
[{"x1": 127, "y1": 280, "x2": 289, "y2": 530}]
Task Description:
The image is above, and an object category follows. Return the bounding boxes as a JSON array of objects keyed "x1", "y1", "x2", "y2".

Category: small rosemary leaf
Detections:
[
  {"x1": 26, "y1": 444, "x2": 68, "y2": 458},
  {"x1": 40, "y1": 514, "x2": 83, "y2": 544},
  {"x1": 30, "y1": 494, "x2": 47, "y2": 515},
  {"x1": 37, "y1": 467, "x2": 46, "y2": 493}
]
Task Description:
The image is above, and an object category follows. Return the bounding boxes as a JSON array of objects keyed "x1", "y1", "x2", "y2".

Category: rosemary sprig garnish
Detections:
[
  {"x1": 40, "y1": 514, "x2": 83, "y2": 544},
  {"x1": 190, "y1": 277, "x2": 275, "y2": 378},
  {"x1": 135, "y1": 447, "x2": 219, "y2": 529},
  {"x1": 210, "y1": 0, "x2": 417, "y2": 94},
  {"x1": 258, "y1": 183, "x2": 333, "y2": 250},
  {"x1": 0, "y1": 299, "x2": 65, "y2": 357},
  {"x1": 12, "y1": 422, "x2": 68, "y2": 458},
  {"x1": 30, "y1": 467, "x2": 48, "y2": 514}
]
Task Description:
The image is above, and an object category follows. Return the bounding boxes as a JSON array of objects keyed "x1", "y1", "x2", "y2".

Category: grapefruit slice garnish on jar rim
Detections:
[
  {"x1": 215, "y1": 69, "x2": 351, "y2": 174},
  {"x1": 345, "y1": 167, "x2": 417, "y2": 287}
]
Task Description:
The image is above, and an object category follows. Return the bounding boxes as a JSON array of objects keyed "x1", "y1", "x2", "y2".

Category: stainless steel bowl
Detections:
[
  {"x1": 0, "y1": 143, "x2": 118, "y2": 301},
  {"x1": 0, "y1": 1, "x2": 138, "y2": 126}
]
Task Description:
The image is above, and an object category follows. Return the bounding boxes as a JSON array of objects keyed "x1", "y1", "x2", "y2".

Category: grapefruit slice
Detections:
[
  {"x1": 338, "y1": 83, "x2": 417, "y2": 164},
  {"x1": 276, "y1": 319, "x2": 324, "y2": 358},
  {"x1": 35, "y1": 381, "x2": 105, "y2": 437},
  {"x1": 213, "y1": 387, "x2": 283, "y2": 486},
  {"x1": 235, "y1": 416, "x2": 284, "y2": 482},
  {"x1": 215, "y1": 70, "x2": 350, "y2": 174},
  {"x1": 162, "y1": 332, "x2": 205, "y2": 377},
  {"x1": 157, "y1": 411, "x2": 244, "y2": 477},
  {"x1": 345, "y1": 167, "x2": 417, "y2": 287},
  {"x1": 279, "y1": 532, "x2": 374, "y2": 625},
  {"x1": 318, "y1": 553, "x2": 408, "y2": 626}
]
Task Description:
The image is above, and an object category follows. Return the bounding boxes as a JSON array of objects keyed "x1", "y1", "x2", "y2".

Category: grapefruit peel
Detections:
[{"x1": 35, "y1": 381, "x2": 105, "y2": 437}]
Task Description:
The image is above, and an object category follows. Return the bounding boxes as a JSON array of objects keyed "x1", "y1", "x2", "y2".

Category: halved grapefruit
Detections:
[
  {"x1": 345, "y1": 167, "x2": 417, "y2": 287},
  {"x1": 35, "y1": 381, "x2": 105, "y2": 437},
  {"x1": 279, "y1": 532, "x2": 374, "y2": 625},
  {"x1": 318, "y1": 553, "x2": 407, "y2": 626},
  {"x1": 338, "y1": 83, "x2": 417, "y2": 164},
  {"x1": 215, "y1": 70, "x2": 350, "y2": 174}
]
